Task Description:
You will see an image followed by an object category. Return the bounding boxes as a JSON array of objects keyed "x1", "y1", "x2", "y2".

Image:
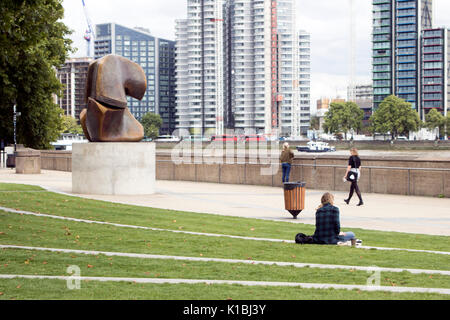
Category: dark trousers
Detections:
[
  {"x1": 348, "y1": 180, "x2": 363, "y2": 202},
  {"x1": 282, "y1": 163, "x2": 291, "y2": 183}
]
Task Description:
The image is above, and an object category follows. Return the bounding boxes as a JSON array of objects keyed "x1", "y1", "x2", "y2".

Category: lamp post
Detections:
[
  {"x1": 13, "y1": 104, "x2": 17, "y2": 152},
  {"x1": 13, "y1": 102, "x2": 21, "y2": 152}
]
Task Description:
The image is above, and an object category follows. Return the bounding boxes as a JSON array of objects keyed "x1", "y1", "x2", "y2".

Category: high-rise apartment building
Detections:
[
  {"x1": 421, "y1": 28, "x2": 449, "y2": 117},
  {"x1": 56, "y1": 57, "x2": 93, "y2": 122},
  {"x1": 372, "y1": 0, "x2": 433, "y2": 117},
  {"x1": 176, "y1": 0, "x2": 307, "y2": 137},
  {"x1": 224, "y1": 0, "x2": 267, "y2": 135},
  {"x1": 298, "y1": 30, "x2": 311, "y2": 135},
  {"x1": 175, "y1": 0, "x2": 225, "y2": 136},
  {"x1": 225, "y1": 0, "x2": 301, "y2": 136},
  {"x1": 94, "y1": 23, "x2": 176, "y2": 135}
]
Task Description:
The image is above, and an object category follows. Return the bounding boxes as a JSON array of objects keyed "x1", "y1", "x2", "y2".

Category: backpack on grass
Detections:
[{"x1": 295, "y1": 233, "x2": 314, "y2": 244}]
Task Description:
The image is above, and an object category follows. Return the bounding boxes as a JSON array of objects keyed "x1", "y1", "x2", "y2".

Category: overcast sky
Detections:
[{"x1": 62, "y1": 0, "x2": 450, "y2": 114}]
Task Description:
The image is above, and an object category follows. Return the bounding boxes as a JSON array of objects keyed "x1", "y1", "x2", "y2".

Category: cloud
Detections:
[
  {"x1": 63, "y1": 0, "x2": 186, "y2": 56},
  {"x1": 296, "y1": 0, "x2": 372, "y2": 106}
]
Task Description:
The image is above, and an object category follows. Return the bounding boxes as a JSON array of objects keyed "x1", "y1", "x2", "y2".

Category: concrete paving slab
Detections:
[{"x1": 0, "y1": 168, "x2": 449, "y2": 236}]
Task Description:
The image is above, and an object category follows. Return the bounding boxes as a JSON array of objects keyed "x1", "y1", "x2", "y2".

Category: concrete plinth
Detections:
[
  {"x1": 15, "y1": 149, "x2": 41, "y2": 174},
  {"x1": 72, "y1": 142, "x2": 155, "y2": 195}
]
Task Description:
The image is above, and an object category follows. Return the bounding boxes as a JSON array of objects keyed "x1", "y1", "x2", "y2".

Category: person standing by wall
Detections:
[
  {"x1": 280, "y1": 142, "x2": 294, "y2": 183},
  {"x1": 343, "y1": 147, "x2": 363, "y2": 206}
]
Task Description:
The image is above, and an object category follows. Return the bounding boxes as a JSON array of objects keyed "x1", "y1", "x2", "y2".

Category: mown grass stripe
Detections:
[
  {"x1": 1, "y1": 274, "x2": 449, "y2": 295},
  {"x1": 2, "y1": 245, "x2": 449, "y2": 276},
  {"x1": 1, "y1": 205, "x2": 449, "y2": 256}
]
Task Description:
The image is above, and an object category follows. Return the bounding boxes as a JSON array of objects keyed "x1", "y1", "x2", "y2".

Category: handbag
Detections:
[
  {"x1": 345, "y1": 156, "x2": 357, "y2": 182},
  {"x1": 346, "y1": 171, "x2": 356, "y2": 182}
]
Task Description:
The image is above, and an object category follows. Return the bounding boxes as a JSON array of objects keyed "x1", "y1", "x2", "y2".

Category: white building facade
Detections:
[
  {"x1": 298, "y1": 30, "x2": 311, "y2": 136},
  {"x1": 176, "y1": 0, "x2": 307, "y2": 137},
  {"x1": 175, "y1": 0, "x2": 225, "y2": 136}
]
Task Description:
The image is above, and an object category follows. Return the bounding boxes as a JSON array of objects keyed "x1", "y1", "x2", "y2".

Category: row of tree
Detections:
[{"x1": 320, "y1": 95, "x2": 450, "y2": 140}]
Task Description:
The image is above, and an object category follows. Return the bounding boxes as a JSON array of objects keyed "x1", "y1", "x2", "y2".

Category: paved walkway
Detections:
[{"x1": 0, "y1": 168, "x2": 449, "y2": 236}]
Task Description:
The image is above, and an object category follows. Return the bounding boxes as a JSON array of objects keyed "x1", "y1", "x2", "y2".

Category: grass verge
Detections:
[
  {"x1": 0, "y1": 182, "x2": 449, "y2": 300},
  {"x1": 0, "y1": 184, "x2": 448, "y2": 253}
]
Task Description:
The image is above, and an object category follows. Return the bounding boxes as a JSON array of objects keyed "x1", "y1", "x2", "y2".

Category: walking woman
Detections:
[
  {"x1": 280, "y1": 142, "x2": 294, "y2": 183},
  {"x1": 343, "y1": 147, "x2": 363, "y2": 206}
]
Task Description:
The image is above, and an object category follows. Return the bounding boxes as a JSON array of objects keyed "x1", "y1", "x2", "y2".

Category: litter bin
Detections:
[{"x1": 283, "y1": 181, "x2": 306, "y2": 219}]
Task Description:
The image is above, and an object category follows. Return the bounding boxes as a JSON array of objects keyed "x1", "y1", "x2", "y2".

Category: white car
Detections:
[{"x1": 155, "y1": 135, "x2": 181, "y2": 142}]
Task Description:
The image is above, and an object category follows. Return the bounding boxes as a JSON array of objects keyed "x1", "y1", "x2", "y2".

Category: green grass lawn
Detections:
[
  {"x1": 0, "y1": 183, "x2": 448, "y2": 252},
  {"x1": 0, "y1": 182, "x2": 449, "y2": 300}
]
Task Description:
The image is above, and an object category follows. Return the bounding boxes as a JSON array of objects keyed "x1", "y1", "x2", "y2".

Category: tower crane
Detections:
[
  {"x1": 82, "y1": 0, "x2": 95, "y2": 57},
  {"x1": 348, "y1": 0, "x2": 356, "y2": 101}
]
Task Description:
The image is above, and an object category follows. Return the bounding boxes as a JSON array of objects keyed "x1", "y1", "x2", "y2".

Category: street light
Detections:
[{"x1": 13, "y1": 102, "x2": 21, "y2": 152}]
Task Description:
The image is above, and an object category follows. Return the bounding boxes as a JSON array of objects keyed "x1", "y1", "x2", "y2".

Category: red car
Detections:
[
  {"x1": 211, "y1": 134, "x2": 237, "y2": 142},
  {"x1": 244, "y1": 134, "x2": 266, "y2": 142}
]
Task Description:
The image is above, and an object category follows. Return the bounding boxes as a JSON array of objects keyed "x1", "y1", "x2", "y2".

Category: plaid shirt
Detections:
[{"x1": 313, "y1": 204, "x2": 341, "y2": 244}]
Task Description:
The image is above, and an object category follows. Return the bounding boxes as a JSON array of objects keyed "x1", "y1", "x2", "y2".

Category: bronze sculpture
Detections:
[{"x1": 80, "y1": 54, "x2": 146, "y2": 142}]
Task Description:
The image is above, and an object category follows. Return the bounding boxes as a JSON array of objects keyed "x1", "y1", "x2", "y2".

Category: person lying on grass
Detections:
[{"x1": 313, "y1": 192, "x2": 358, "y2": 245}]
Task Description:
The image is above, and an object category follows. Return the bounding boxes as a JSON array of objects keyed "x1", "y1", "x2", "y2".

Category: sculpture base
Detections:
[{"x1": 72, "y1": 142, "x2": 155, "y2": 195}]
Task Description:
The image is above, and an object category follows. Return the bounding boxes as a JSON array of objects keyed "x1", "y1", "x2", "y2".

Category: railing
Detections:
[
  {"x1": 290, "y1": 163, "x2": 450, "y2": 196},
  {"x1": 156, "y1": 159, "x2": 450, "y2": 197},
  {"x1": 34, "y1": 150, "x2": 450, "y2": 197}
]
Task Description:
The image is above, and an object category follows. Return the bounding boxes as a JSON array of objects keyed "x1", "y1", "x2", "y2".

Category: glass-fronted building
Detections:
[
  {"x1": 372, "y1": 0, "x2": 395, "y2": 110},
  {"x1": 421, "y1": 28, "x2": 449, "y2": 118},
  {"x1": 94, "y1": 23, "x2": 176, "y2": 135},
  {"x1": 372, "y1": 0, "x2": 433, "y2": 117}
]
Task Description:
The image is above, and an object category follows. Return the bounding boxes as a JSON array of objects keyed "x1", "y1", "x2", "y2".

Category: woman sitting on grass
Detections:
[{"x1": 313, "y1": 192, "x2": 358, "y2": 246}]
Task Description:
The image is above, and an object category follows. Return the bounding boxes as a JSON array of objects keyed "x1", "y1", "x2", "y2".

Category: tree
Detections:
[
  {"x1": 309, "y1": 116, "x2": 320, "y2": 130},
  {"x1": 140, "y1": 112, "x2": 163, "y2": 139},
  {"x1": 323, "y1": 102, "x2": 364, "y2": 140},
  {"x1": 0, "y1": 0, "x2": 73, "y2": 149},
  {"x1": 60, "y1": 115, "x2": 83, "y2": 135},
  {"x1": 445, "y1": 114, "x2": 450, "y2": 139},
  {"x1": 424, "y1": 108, "x2": 445, "y2": 139},
  {"x1": 370, "y1": 95, "x2": 420, "y2": 140}
]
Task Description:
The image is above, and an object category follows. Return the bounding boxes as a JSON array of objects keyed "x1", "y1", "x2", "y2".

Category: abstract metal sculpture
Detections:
[{"x1": 80, "y1": 54, "x2": 146, "y2": 142}]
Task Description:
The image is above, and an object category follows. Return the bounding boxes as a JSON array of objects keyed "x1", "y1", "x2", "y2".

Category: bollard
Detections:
[{"x1": 15, "y1": 148, "x2": 41, "y2": 174}]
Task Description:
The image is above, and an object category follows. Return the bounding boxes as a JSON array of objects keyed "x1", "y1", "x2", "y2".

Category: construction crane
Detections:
[
  {"x1": 348, "y1": 0, "x2": 356, "y2": 101},
  {"x1": 82, "y1": 0, "x2": 95, "y2": 57}
]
